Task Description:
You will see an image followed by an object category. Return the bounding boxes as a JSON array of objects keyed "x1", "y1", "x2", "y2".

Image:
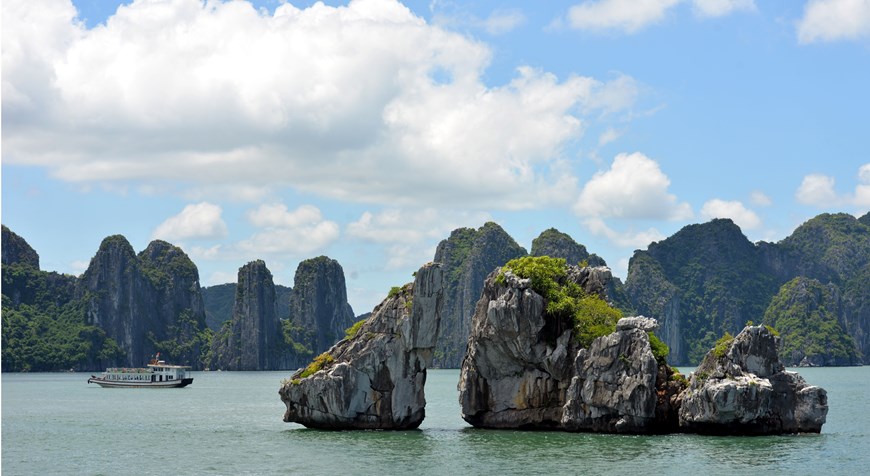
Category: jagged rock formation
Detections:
[
  {"x1": 287, "y1": 256, "x2": 355, "y2": 356},
  {"x1": 79, "y1": 236, "x2": 208, "y2": 368},
  {"x1": 679, "y1": 325, "x2": 828, "y2": 434},
  {"x1": 458, "y1": 262, "x2": 825, "y2": 434},
  {"x1": 433, "y1": 222, "x2": 527, "y2": 368},
  {"x1": 209, "y1": 260, "x2": 287, "y2": 370},
  {"x1": 626, "y1": 214, "x2": 868, "y2": 365},
  {"x1": 2, "y1": 225, "x2": 40, "y2": 268},
  {"x1": 280, "y1": 263, "x2": 443, "y2": 430},
  {"x1": 457, "y1": 264, "x2": 676, "y2": 432}
]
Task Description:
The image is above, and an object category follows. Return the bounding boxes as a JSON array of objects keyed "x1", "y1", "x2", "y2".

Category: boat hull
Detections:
[{"x1": 87, "y1": 377, "x2": 193, "y2": 388}]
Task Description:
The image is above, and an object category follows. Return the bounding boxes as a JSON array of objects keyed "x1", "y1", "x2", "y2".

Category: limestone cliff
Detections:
[
  {"x1": 679, "y1": 325, "x2": 828, "y2": 434},
  {"x1": 280, "y1": 263, "x2": 443, "y2": 429},
  {"x1": 209, "y1": 260, "x2": 287, "y2": 370},
  {"x1": 287, "y1": 256, "x2": 355, "y2": 356},
  {"x1": 433, "y1": 222, "x2": 527, "y2": 368},
  {"x1": 626, "y1": 214, "x2": 868, "y2": 366},
  {"x1": 79, "y1": 236, "x2": 208, "y2": 368}
]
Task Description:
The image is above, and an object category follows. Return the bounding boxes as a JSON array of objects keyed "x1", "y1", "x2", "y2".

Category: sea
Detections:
[{"x1": 2, "y1": 367, "x2": 868, "y2": 475}]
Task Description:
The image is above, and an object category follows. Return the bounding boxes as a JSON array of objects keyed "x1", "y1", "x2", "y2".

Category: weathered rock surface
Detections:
[
  {"x1": 562, "y1": 319, "x2": 661, "y2": 433},
  {"x1": 458, "y1": 265, "x2": 667, "y2": 431},
  {"x1": 287, "y1": 256, "x2": 355, "y2": 356},
  {"x1": 679, "y1": 325, "x2": 828, "y2": 434},
  {"x1": 280, "y1": 263, "x2": 443, "y2": 430}
]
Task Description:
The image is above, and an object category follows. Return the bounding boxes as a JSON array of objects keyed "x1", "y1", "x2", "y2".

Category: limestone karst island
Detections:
[{"x1": 5, "y1": 211, "x2": 870, "y2": 434}]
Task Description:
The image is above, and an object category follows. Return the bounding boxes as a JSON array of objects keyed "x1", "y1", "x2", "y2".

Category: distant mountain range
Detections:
[{"x1": 2, "y1": 211, "x2": 868, "y2": 371}]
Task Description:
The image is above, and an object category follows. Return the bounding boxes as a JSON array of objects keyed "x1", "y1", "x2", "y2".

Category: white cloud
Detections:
[
  {"x1": 797, "y1": 0, "x2": 870, "y2": 44},
  {"x1": 582, "y1": 217, "x2": 665, "y2": 248},
  {"x1": 795, "y1": 164, "x2": 870, "y2": 208},
  {"x1": 575, "y1": 152, "x2": 693, "y2": 220},
  {"x1": 796, "y1": 173, "x2": 839, "y2": 206},
  {"x1": 483, "y1": 9, "x2": 525, "y2": 35},
  {"x1": 750, "y1": 190, "x2": 772, "y2": 207},
  {"x1": 152, "y1": 202, "x2": 228, "y2": 241},
  {"x1": 700, "y1": 199, "x2": 762, "y2": 230},
  {"x1": 691, "y1": 0, "x2": 756, "y2": 18},
  {"x1": 347, "y1": 208, "x2": 491, "y2": 244},
  {"x1": 239, "y1": 203, "x2": 340, "y2": 255},
  {"x1": 854, "y1": 163, "x2": 870, "y2": 207},
  {"x1": 2, "y1": 0, "x2": 639, "y2": 210},
  {"x1": 567, "y1": 0, "x2": 681, "y2": 34}
]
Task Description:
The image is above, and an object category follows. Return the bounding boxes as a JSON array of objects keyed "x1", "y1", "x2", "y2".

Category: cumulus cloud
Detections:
[
  {"x1": 795, "y1": 164, "x2": 870, "y2": 208},
  {"x1": 796, "y1": 173, "x2": 839, "y2": 206},
  {"x1": 854, "y1": 163, "x2": 870, "y2": 207},
  {"x1": 567, "y1": 0, "x2": 681, "y2": 34},
  {"x1": 691, "y1": 0, "x2": 756, "y2": 18},
  {"x1": 239, "y1": 203, "x2": 340, "y2": 255},
  {"x1": 152, "y1": 202, "x2": 228, "y2": 241},
  {"x1": 797, "y1": 0, "x2": 870, "y2": 43},
  {"x1": 700, "y1": 199, "x2": 762, "y2": 230},
  {"x1": 347, "y1": 208, "x2": 491, "y2": 244},
  {"x1": 2, "y1": 0, "x2": 639, "y2": 210},
  {"x1": 574, "y1": 152, "x2": 693, "y2": 220}
]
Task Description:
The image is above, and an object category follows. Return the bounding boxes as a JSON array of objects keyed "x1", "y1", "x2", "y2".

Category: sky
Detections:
[{"x1": 2, "y1": 0, "x2": 869, "y2": 314}]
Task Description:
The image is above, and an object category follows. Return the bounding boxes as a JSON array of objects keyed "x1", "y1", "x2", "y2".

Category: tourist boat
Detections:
[{"x1": 87, "y1": 354, "x2": 193, "y2": 388}]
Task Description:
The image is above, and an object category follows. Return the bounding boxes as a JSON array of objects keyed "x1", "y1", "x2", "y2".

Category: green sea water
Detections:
[{"x1": 2, "y1": 367, "x2": 867, "y2": 475}]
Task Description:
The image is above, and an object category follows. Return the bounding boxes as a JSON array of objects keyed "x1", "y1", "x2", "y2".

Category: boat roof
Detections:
[{"x1": 147, "y1": 363, "x2": 191, "y2": 369}]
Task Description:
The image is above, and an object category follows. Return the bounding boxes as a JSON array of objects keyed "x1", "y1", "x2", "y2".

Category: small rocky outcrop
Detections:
[
  {"x1": 678, "y1": 325, "x2": 828, "y2": 434},
  {"x1": 280, "y1": 263, "x2": 443, "y2": 430},
  {"x1": 562, "y1": 317, "x2": 677, "y2": 433}
]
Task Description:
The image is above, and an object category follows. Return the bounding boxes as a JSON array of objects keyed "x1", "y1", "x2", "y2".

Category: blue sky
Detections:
[{"x1": 3, "y1": 0, "x2": 869, "y2": 314}]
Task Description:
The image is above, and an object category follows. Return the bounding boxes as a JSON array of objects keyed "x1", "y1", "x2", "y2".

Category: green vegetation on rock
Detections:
[
  {"x1": 345, "y1": 318, "x2": 367, "y2": 340},
  {"x1": 299, "y1": 352, "x2": 334, "y2": 379},
  {"x1": 499, "y1": 256, "x2": 622, "y2": 348},
  {"x1": 762, "y1": 277, "x2": 859, "y2": 365}
]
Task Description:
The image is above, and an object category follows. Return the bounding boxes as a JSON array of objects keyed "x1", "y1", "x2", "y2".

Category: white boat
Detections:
[{"x1": 88, "y1": 355, "x2": 193, "y2": 388}]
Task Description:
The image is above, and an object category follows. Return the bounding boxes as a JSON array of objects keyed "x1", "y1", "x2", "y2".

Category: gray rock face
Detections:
[
  {"x1": 287, "y1": 256, "x2": 355, "y2": 356},
  {"x1": 562, "y1": 320, "x2": 659, "y2": 433},
  {"x1": 280, "y1": 263, "x2": 444, "y2": 430},
  {"x1": 210, "y1": 260, "x2": 283, "y2": 370},
  {"x1": 458, "y1": 270, "x2": 570, "y2": 429},
  {"x1": 433, "y1": 222, "x2": 527, "y2": 368},
  {"x1": 458, "y1": 265, "x2": 668, "y2": 432},
  {"x1": 679, "y1": 325, "x2": 828, "y2": 434},
  {"x1": 79, "y1": 236, "x2": 207, "y2": 368}
]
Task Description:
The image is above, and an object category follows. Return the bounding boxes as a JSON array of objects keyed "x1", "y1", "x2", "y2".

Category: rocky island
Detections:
[
  {"x1": 458, "y1": 256, "x2": 827, "y2": 435},
  {"x1": 279, "y1": 263, "x2": 444, "y2": 430}
]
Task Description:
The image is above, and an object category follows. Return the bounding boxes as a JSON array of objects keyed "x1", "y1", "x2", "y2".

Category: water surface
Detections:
[{"x1": 2, "y1": 367, "x2": 866, "y2": 475}]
